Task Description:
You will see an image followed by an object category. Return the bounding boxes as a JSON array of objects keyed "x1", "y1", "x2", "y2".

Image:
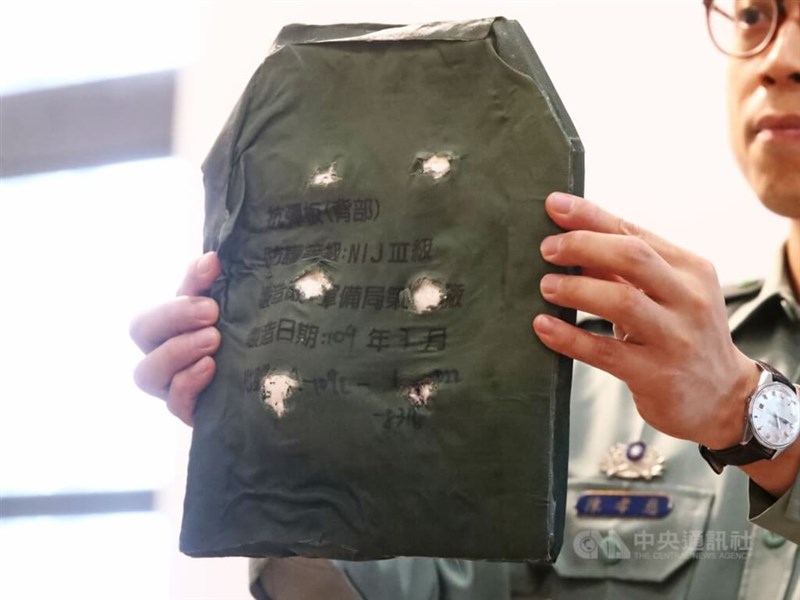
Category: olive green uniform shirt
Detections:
[{"x1": 251, "y1": 246, "x2": 799, "y2": 600}]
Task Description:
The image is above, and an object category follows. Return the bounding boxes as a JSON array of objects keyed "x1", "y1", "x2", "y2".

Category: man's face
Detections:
[{"x1": 727, "y1": 0, "x2": 800, "y2": 218}]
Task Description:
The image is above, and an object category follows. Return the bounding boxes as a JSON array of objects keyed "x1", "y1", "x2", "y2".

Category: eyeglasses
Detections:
[{"x1": 703, "y1": 0, "x2": 786, "y2": 57}]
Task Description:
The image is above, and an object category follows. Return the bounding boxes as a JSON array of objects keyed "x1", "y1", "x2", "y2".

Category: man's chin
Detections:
[
  {"x1": 746, "y1": 152, "x2": 800, "y2": 218},
  {"x1": 755, "y1": 181, "x2": 800, "y2": 220}
]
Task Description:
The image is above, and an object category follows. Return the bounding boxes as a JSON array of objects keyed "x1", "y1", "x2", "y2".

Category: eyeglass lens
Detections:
[{"x1": 707, "y1": 0, "x2": 780, "y2": 57}]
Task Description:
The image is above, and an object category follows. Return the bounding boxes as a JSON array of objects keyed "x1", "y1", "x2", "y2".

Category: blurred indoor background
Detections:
[{"x1": 0, "y1": 1, "x2": 783, "y2": 598}]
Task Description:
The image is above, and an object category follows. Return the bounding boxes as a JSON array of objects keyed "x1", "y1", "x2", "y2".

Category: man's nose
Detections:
[{"x1": 759, "y1": 16, "x2": 800, "y2": 86}]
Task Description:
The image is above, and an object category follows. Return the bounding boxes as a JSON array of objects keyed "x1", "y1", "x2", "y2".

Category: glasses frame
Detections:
[{"x1": 703, "y1": 0, "x2": 785, "y2": 58}]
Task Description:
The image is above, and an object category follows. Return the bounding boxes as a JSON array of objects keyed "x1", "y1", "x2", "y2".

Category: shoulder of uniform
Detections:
[{"x1": 722, "y1": 279, "x2": 763, "y2": 305}]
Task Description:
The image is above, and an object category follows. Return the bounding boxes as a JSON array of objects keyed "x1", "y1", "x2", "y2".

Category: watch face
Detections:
[{"x1": 751, "y1": 382, "x2": 800, "y2": 450}]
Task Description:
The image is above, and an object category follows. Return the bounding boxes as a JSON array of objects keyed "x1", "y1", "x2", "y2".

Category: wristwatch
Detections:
[{"x1": 700, "y1": 361, "x2": 800, "y2": 474}]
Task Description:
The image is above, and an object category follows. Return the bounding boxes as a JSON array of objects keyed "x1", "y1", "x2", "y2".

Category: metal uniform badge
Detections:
[
  {"x1": 599, "y1": 441, "x2": 665, "y2": 480},
  {"x1": 574, "y1": 441, "x2": 671, "y2": 519}
]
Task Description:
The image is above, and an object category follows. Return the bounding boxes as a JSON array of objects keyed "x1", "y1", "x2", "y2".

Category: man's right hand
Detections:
[{"x1": 129, "y1": 252, "x2": 222, "y2": 426}]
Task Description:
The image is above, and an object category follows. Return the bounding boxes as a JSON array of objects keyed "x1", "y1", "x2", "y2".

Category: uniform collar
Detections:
[{"x1": 729, "y1": 244, "x2": 799, "y2": 334}]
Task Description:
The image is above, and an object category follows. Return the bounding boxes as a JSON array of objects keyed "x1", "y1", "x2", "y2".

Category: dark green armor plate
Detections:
[{"x1": 181, "y1": 17, "x2": 583, "y2": 562}]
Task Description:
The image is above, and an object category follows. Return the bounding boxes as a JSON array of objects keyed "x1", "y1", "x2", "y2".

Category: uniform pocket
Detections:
[{"x1": 553, "y1": 479, "x2": 714, "y2": 583}]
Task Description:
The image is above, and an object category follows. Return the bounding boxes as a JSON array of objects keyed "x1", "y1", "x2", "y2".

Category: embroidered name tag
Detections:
[{"x1": 576, "y1": 491, "x2": 673, "y2": 519}]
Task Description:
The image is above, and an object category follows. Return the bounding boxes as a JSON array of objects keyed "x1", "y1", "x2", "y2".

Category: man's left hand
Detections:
[{"x1": 533, "y1": 192, "x2": 760, "y2": 449}]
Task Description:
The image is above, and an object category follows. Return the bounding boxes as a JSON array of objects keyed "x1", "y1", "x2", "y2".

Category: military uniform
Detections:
[{"x1": 250, "y1": 247, "x2": 800, "y2": 600}]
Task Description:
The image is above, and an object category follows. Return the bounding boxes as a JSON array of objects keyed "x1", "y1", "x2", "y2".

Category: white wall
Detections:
[{"x1": 168, "y1": 2, "x2": 784, "y2": 597}]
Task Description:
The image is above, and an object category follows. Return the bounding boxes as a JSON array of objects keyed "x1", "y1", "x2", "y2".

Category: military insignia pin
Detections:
[{"x1": 600, "y1": 441, "x2": 664, "y2": 480}]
